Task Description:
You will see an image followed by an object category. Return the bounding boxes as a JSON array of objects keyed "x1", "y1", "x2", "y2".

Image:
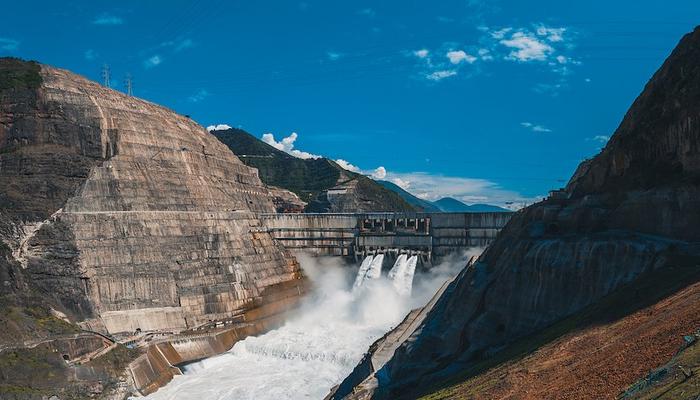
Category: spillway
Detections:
[
  {"x1": 142, "y1": 254, "x2": 467, "y2": 400},
  {"x1": 365, "y1": 254, "x2": 384, "y2": 280},
  {"x1": 388, "y1": 254, "x2": 408, "y2": 280},
  {"x1": 352, "y1": 255, "x2": 374, "y2": 289},
  {"x1": 392, "y1": 255, "x2": 418, "y2": 296}
]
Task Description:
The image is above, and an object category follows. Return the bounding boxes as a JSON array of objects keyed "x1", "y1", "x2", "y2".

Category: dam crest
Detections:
[{"x1": 260, "y1": 211, "x2": 513, "y2": 264}]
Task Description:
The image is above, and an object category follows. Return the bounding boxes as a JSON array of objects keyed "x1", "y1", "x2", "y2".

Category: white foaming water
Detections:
[
  {"x1": 387, "y1": 254, "x2": 407, "y2": 280},
  {"x1": 352, "y1": 255, "x2": 374, "y2": 289},
  {"x1": 366, "y1": 253, "x2": 384, "y2": 280},
  {"x1": 142, "y1": 252, "x2": 476, "y2": 400},
  {"x1": 393, "y1": 255, "x2": 418, "y2": 296}
]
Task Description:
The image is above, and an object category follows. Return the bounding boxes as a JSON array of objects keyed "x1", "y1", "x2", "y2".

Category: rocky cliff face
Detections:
[
  {"x1": 0, "y1": 58, "x2": 305, "y2": 336},
  {"x1": 333, "y1": 26, "x2": 700, "y2": 399}
]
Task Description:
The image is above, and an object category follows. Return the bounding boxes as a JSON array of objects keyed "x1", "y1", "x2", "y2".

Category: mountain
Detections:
[
  {"x1": 376, "y1": 182, "x2": 510, "y2": 213},
  {"x1": 332, "y1": 26, "x2": 700, "y2": 400},
  {"x1": 0, "y1": 58, "x2": 306, "y2": 398},
  {"x1": 433, "y1": 197, "x2": 511, "y2": 212},
  {"x1": 213, "y1": 128, "x2": 417, "y2": 213},
  {"x1": 376, "y1": 180, "x2": 441, "y2": 212}
]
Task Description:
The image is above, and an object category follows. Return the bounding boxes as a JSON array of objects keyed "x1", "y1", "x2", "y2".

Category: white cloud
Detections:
[
  {"x1": 371, "y1": 166, "x2": 387, "y2": 179},
  {"x1": 327, "y1": 52, "x2": 342, "y2": 61},
  {"x1": 144, "y1": 55, "x2": 162, "y2": 68},
  {"x1": 92, "y1": 13, "x2": 124, "y2": 25},
  {"x1": 175, "y1": 39, "x2": 194, "y2": 52},
  {"x1": 426, "y1": 70, "x2": 457, "y2": 81},
  {"x1": 407, "y1": 24, "x2": 576, "y2": 84},
  {"x1": 590, "y1": 135, "x2": 610, "y2": 143},
  {"x1": 335, "y1": 159, "x2": 360, "y2": 172},
  {"x1": 414, "y1": 49, "x2": 429, "y2": 59},
  {"x1": 262, "y1": 132, "x2": 320, "y2": 159},
  {"x1": 207, "y1": 124, "x2": 232, "y2": 131},
  {"x1": 500, "y1": 31, "x2": 554, "y2": 62},
  {"x1": 0, "y1": 38, "x2": 19, "y2": 51},
  {"x1": 490, "y1": 27, "x2": 512, "y2": 39},
  {"x1": 521, "y1": 122, "x2": 552, "y2": 133},
  {"x1": 188, "y1": 89, "x2": 209, "y2": 103},
  {"x1": 358, "y1": 8, "x2": 376, "y2": 17},
  {"x1": 478, "y1": 48, "x2": 493, "y2": 61},
  {"x1": 446, "y1": 50, "x2": 477, "y2": 64},
  {"x1": 391, "y1": 177, "x2": 411, "y2": 190},
  {"x1": 536, "y1": 26, "x2": 566, "y2": 42},
  {"x1": 156, "y1": 38, "x2": 194, "y2": 52},
  {"x1": 384, "y1": 171, "x2": 538, "y2": 209},
  {"x1": 533, "y1": 81, "x2": 566, "y2": 96}
]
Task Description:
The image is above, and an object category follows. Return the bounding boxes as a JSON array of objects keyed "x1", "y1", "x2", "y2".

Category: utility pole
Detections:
[
  {"x1": 101, "y1": 64, "x2": 111, "y2": 88},
  {"x1": 124, "y1": 73, "x2": 133, "y2": 96}
]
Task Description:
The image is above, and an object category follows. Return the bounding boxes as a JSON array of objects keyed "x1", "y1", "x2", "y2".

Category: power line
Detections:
[
  {"x1": 124, "y1": 73, "x2": 133, "y2": 96},
  {"x1": 101, "y1": 64, "x2": 111, "y2": 88}
]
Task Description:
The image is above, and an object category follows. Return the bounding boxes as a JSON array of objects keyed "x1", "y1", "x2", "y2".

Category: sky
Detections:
[{"x1": 2, "y1": 1, "x2": 698, "y2": 208}]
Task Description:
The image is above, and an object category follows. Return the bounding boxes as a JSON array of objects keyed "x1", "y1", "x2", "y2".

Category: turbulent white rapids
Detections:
[{"x1": 142, "y1": 253, "x2": 467, "y2": 400}]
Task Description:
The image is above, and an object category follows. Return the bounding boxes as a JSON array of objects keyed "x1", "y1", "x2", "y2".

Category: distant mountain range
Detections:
[
  {"x1": 212, "y1": 128, "x2": 416, "y2": 213},
  {"x1": 433, "y1": 197, "x2": 511, "y2": 212},
  {"x1": 376, "y1": 180, "x2": 442, "y2": 212},
  {"x1": 377, "y1": 181, "x2": 510, "y2": 213}
]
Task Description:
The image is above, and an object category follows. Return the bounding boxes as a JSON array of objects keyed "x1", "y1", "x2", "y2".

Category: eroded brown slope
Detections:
[{"x1": 421, "y1": 259, "x2": 700, "y2": 400}]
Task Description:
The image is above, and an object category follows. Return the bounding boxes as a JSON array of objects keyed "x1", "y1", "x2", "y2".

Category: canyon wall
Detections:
[
  {"x1": 333, "y1": 26, "x2": 700, "y2": 400},
  {"x1": 0, "y1": 58, "x2": 305, "y2": 336}
]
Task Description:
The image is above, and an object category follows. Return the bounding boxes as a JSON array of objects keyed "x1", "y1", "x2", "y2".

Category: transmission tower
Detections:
[
  {"x1": 124, "y1": 73, "x2": 133, "y2": 96},
  {"x1": 101, "y1": 64, "x2": 111, "y2": 88}
]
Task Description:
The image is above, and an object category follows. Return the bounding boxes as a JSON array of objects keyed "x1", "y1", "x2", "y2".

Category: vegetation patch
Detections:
[
  {"x1": 0, "y1": 58, "x2": 42, "y2": 92},
  {"x1": 89, "y1": 344, "x2": 140, "y2": 375}
]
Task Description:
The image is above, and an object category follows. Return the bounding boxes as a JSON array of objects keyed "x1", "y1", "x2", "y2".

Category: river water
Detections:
[{"x1": 143, "y1": 253, "x2": 471, "y2": 400}]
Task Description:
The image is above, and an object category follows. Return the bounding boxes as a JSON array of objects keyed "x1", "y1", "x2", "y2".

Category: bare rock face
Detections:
[
  {"x1": 333, "y1": 26, "x2": 700, "y2": 399},
  {"x1": 0, "y1": 59, "x2": 304, "y2": 335}
]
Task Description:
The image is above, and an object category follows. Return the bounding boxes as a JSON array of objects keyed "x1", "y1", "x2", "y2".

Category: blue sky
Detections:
[{"x1": 2, "y1": 1, "x2": 698, "y2": 207}]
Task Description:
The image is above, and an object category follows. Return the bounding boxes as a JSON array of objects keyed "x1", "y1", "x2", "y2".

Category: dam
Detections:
[{"x1": 259, "y1": 212, "x2": 513, "y2": 263}]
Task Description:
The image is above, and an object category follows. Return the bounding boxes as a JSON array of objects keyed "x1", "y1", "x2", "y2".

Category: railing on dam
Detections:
[{"x1": 259, "y1": 212, "x2": 513, "y2": 262}]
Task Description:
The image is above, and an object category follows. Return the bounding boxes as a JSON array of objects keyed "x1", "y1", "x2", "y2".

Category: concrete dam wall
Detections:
[{"x1": 259, "y1": 212, "x2": 513, "y2": 262}]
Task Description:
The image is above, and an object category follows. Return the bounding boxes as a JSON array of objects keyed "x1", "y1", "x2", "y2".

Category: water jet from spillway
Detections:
[{"x1": 392, "y1": 255, "x2": 418, "y2": 296}]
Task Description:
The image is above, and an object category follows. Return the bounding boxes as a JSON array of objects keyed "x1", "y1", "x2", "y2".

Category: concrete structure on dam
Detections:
[{"x1": 259, "y1": 212, "x2": 513, "y2": 263}]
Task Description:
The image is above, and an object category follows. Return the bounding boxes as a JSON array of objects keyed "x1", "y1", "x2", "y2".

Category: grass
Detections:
[
  {"x1": 90, "y1": 344, "x2": 140, "y2": 374},
  {"x1": 417, "y1": 254, "x2": 700, "y2": 399}
]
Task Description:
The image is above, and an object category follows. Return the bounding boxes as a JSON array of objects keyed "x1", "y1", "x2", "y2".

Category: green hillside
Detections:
[
  {"x1": 212, "y1": 128, "x2": 416, "y2": 212},
  {"x1": 377, "y1": 180, "x2": 441, "y2": 212},
  {"x1": 212, "y1": 128, "x2": 341, "y2": 203}
]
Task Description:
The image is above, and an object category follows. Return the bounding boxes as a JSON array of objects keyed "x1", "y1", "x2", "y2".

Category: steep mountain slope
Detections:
[
  {"x1": 376, "y1": 180, "x2": 441, "y2": 212},
  {"x1": 433, "y1": 197, "x2": 510, "y2": 213},
  {"x1": 213, "y1": 128, "x2": 417, "y2": 212},
  {"x1": 0, "y1": 58, "x2": 306, "y2": 398},
  {"x1": 333, "y1": 26, "x2": 700, "y2": 400},
  {"x1": 212, "y1": 128, "x2": 339, "y2": 204}
]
